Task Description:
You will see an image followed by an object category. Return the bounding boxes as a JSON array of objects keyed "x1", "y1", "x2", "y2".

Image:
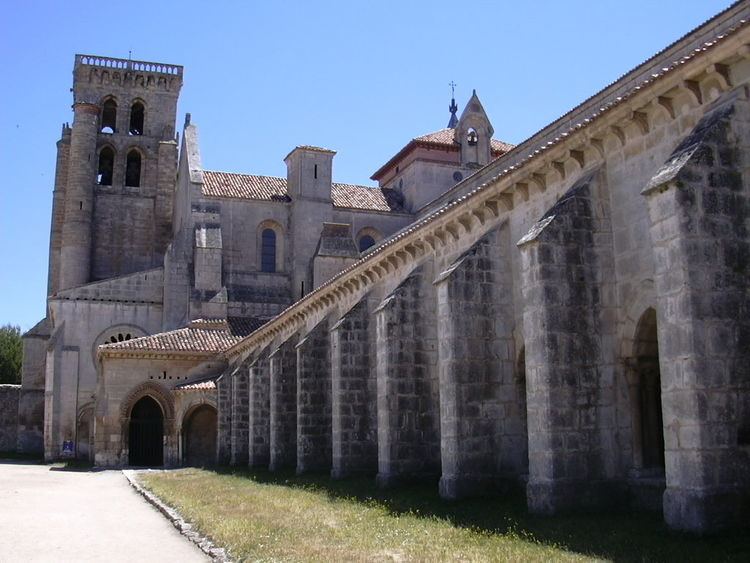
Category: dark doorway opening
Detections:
[
  {"x1": 184, "y1": 404, "x2": 217, "y2": 467},
  {"x1": 635, "y1": 308, "x2": 665, "y2": 470},
  {"x1": 128, "y1": 396, "x2": 164, "y2": 466}
]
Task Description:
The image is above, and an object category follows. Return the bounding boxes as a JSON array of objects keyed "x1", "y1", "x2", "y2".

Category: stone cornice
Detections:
[{"x1": 223, "y1": 5, "x2": 750, "y2": 362}]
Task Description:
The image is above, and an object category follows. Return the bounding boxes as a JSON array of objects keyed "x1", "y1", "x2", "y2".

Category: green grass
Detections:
[{"x1": 139, "y1": 468, "x2": 750, "y2": 562}]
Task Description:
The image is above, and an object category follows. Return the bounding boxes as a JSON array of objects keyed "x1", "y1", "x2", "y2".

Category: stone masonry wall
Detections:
[
  {"x1": 248, "y1": 354, "x2": 271, "y2": 467},
  {"x1": 643, "y1": 90, "x2": 750, "y2": 532},
  {"x1": 0, "y1": 385, "x2": 20, "y2": 452},
  {"x1": 518, "y1": 169, "x2": 619, "y2": 514},
  {"x1": 296, "y1": 319, "x2": 332, "y2": 473},
  {"x1": 435, "y1": 225, "x2": 522, "y2": 499},
  {"x1": 269, "y1": 338, "x2": 298, "y2": 471},
  {"x1": 230, "y1": 365, "x2": 249, "y2": 466},
  {"x1": 216, "y1": 372, "x2": 232, "y2": 465},
  {"x1": 330, "y1": 297, "x2": 378, "y2": 478},
  {"x1": 375, "y1": 266, "x2": 440, "y2": 487}
]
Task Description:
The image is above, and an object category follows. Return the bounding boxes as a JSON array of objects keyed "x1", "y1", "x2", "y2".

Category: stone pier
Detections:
[
  {"x1": 374, "y1": 266, "x2": 440, "y2": 487},
  {"x1": 296, "y1": 320, "x2": 332, "y2": 474},
  {"x1": 248, "y1": 353, "x2": 271, "y2": 468},
  {"x1": 643, "y1": 92, "x2": 750, "y2": 533},
  {"x1": 330, "y1": 297, "x2": 378, "y2": 479},
  {"x1": 269, "y1": 338, "x2": 298, "y2": 471}
]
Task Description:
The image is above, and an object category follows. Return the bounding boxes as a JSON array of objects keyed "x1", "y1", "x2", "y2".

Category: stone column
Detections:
[
  {"x1": 374, "y1": 266, "x2": 440, "y2": 488},
  {"x1": 642, "y1": 92, "x2": 750, "y2": 533},
  {"x1": 215, "y1": 369, "x2": 232, "y2": 465},
  {"x1": 296, "y1": 319, "x2": 332, "y2": 474},
  {"x1": 230, "y1": 365, "x2": 249, "y2": 466},
  {"x1": 269, "y1": 337, "x2": 298, "y2": 471},
  {"x1": 248, "y1": 354, "x2": 271, "y2": 468},
  {"x1": 434, "y1": 226, "x2": 519, "y2": 499},
  {"x1": 330, "y1": 298, "x2": 378, "y2": 479},
  {"x1": 517, "y1": 169, "x2": 619, "y2": 514},
  {"x1": 59, "y1": 102, "x2": 99, "y2": 291}
]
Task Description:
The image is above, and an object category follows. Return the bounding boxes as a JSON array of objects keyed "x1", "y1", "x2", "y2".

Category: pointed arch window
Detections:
[
  {"x1": 101, "y1": 99, "x2": 117, "y2": 133},
  {"x1": 129, "y1": 101, "x2": 145, "y2": 135},
  {"x1": 125, "y1": 150, "x2": 142, "y2": 187},
  {"x1": 97, "y1": 147, "x2": 115, "y2": 185},
  {"x1": 261, "y1": 229, "x2": 277, "y2": 273}
]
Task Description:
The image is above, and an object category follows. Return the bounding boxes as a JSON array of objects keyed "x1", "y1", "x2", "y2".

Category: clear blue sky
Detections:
[{"x1": 0, "y1": 0, "x2": 732, "y2": 331}]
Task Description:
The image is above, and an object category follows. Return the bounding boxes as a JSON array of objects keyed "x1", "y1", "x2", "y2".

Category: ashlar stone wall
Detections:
[{"x1": 374, "y1": 265, "x2": 440, "y2": 487}]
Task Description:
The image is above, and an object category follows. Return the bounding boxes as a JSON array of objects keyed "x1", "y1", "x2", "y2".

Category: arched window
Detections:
[
  {"x1": 466, "y1": 127, "x2": 478, "y2": 146},
  {"x1": 101, "y1": 99, "x2": 117, "y2": 133},
  {"x1": 97, "y1": 147, "x2": 115, "y2": 185},
  {"x1": 359, "y1": 235, "x2": 376, "y2": 253},
  {"x1": 125, "y1": 150, "x2": 141, "y2": 187},
  {"x1": 261, "y1": 228, "x2": 276, "y2": 272},
  {"x1": 129, "y1": 101, "x2": 145, "y2": 135},
  {"x1": 356, "y1": 228, "x2": 381, "y2": 254}
]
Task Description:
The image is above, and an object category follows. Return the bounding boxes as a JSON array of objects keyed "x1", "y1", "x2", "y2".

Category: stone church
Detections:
[{"x1": 7, "y1": 0, "x2": 750, "y2": 535}]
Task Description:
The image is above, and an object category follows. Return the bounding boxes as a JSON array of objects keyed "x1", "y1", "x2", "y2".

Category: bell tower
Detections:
[
  {"x1": 453, "y1": 90, "x2": 494, "y2": 168},
  {"x1": 53, "y1": 55, "x2": 183, "y2": 292}
]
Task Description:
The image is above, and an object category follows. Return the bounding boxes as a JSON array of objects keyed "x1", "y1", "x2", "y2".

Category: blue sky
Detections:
[{"x1": 0, "y1": 0, "x2": 732, "y2": 330}]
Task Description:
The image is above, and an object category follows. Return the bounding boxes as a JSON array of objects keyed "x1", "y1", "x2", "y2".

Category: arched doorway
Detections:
[
  {"x1": 183, "y1": 405, "x2": 217, "y2": 467},
  {"x1": 128, "y1": 396, "x2": 164, "y2": 466},
  {"x1": 634, "y1": 308, "x2": 664, "y2": 470},
  {"x1": 76, "y1": 407, "x2": 93, "y2": 461}
]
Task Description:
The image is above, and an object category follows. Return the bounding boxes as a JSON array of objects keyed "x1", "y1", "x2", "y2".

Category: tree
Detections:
[{"x1": 0, "y1": 324, "x2": 22, "y2": 384}]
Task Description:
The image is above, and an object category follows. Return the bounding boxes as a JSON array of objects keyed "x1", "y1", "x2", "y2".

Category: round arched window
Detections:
[{"x1": 359, "y1": 235, "x2": 376, "y2": 253}]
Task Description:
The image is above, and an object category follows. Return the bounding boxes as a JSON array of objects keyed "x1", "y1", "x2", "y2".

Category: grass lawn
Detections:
[{"x1": 139, "y1": 468, "x2": 750, "y2": 562}]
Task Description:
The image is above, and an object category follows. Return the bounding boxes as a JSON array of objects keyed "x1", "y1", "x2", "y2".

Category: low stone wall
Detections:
[{"x1": 0, "y1": 385, "x2": 20, "y2": 452}]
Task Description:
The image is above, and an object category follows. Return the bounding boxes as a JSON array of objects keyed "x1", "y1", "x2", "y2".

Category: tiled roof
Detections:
[
  {"x1": 201, "y1": 170, "x2": 406, "y2": 213},
  {"x1": 174, "y1": 378, "x2": 217, "y2": 391},
  {"x1": 202, "y1": 171, "x2": 289, "y2": 201},
  {"x1": 99, "y1": 316, "x2": 267, "y2": 356},
  {"x1": 371, "y1": 128, "x2": 514, "y2": 180},
  {"x1": 414, "y1": 128, "x2": 514, "y2": 154},
  {"x1": 331, "y1": 183, "x2": 405, "y2": 212}
]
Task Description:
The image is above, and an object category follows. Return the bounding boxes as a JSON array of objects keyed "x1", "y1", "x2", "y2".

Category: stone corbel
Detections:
[
  {"x1": 609, "y1": 125, "x2": 626, "y2": 146},
  {"x1": 569, "y1": 149, "x2": 585, "y2": 169},
  {"x1": 531, "y1": 172, "x2": 547, "y2": 192},
  {"x1": 679, "y1": 79, "x2": 703, "y2": 105},
  {"x1": 630, "y1": 111, "x2": 650, "y2": 135},
  {"x1": 706, "y1": 63, "x2": 732, "y2": 91},
  {"x1": 655, "y1": 96, "x2": 675, "y2": 119},
  {"x1": 515, "y1": 182, "x2": 530, "y2": 202}
]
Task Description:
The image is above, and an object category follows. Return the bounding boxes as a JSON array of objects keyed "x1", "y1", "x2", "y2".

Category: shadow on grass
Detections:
[{"x1": 207, "y1": 465, "x2": 749, "y2": 562}]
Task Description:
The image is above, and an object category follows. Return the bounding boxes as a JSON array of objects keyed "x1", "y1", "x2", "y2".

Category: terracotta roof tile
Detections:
[
  {"x1": 202, "y1": 171, "x2": 290, "y2": 201},
  {"x1": 331, "y1": 183, "x2": 405, "y2": 212},
  {"x1": 414, "y1": 128, "x2": 514, "y2": 154},
  {"x1": 371, "y1": 128, "x2": 514, "y2": 180},
  {"x1": 201, "y1": 170, "x2": 406, "y2": 213},
  {"x1": 174, "y1": 379, "x2": 217, "y2": 391},
  {"x1": 99, "y1": 316, "x2": 267, "y2": 356}
]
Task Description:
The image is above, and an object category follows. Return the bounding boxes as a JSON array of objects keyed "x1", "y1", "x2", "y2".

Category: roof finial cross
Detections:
[{"x1": 447, "y1": 81, "x2": 459, "y2": 128}]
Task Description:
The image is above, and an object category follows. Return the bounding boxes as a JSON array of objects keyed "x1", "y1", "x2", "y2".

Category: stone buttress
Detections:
[
  {"x1": 434, "y1": 224, "x2": 525, "y2": 499},
  {"x1": 517, "y1": 169, "x2": 619, "y2": 514},
  {"x1": 330, "y1": 295, "x2": 379, "y2": 478},
  {"x1": 269, "y1": 337, "x2": 298, "y2": 471},
  {"x1": 374, "y1": 265, "x2": 441, "y2": 487},
  {"x1": 296, "y1": 319, "x2": 332, "y2": 473},
  {"x1": 642, "y1": 88, "x2": 750, "y2": 533}
]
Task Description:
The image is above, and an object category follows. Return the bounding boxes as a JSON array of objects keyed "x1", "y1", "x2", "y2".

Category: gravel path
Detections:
[{"x1": 0, "y1": 461, "x2": 208, "y2": 562}]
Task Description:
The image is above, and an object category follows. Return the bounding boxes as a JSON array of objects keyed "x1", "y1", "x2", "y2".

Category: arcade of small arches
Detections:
[
  {"x1": 96, "y1": 145, "x2": 143, "y2": 187},
  {"x1": 115, "y1": 387, "x2": 218, "y2": 468},
  {"x1": 100, "y1": 97, "x2": 146, "y2": 136}
]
